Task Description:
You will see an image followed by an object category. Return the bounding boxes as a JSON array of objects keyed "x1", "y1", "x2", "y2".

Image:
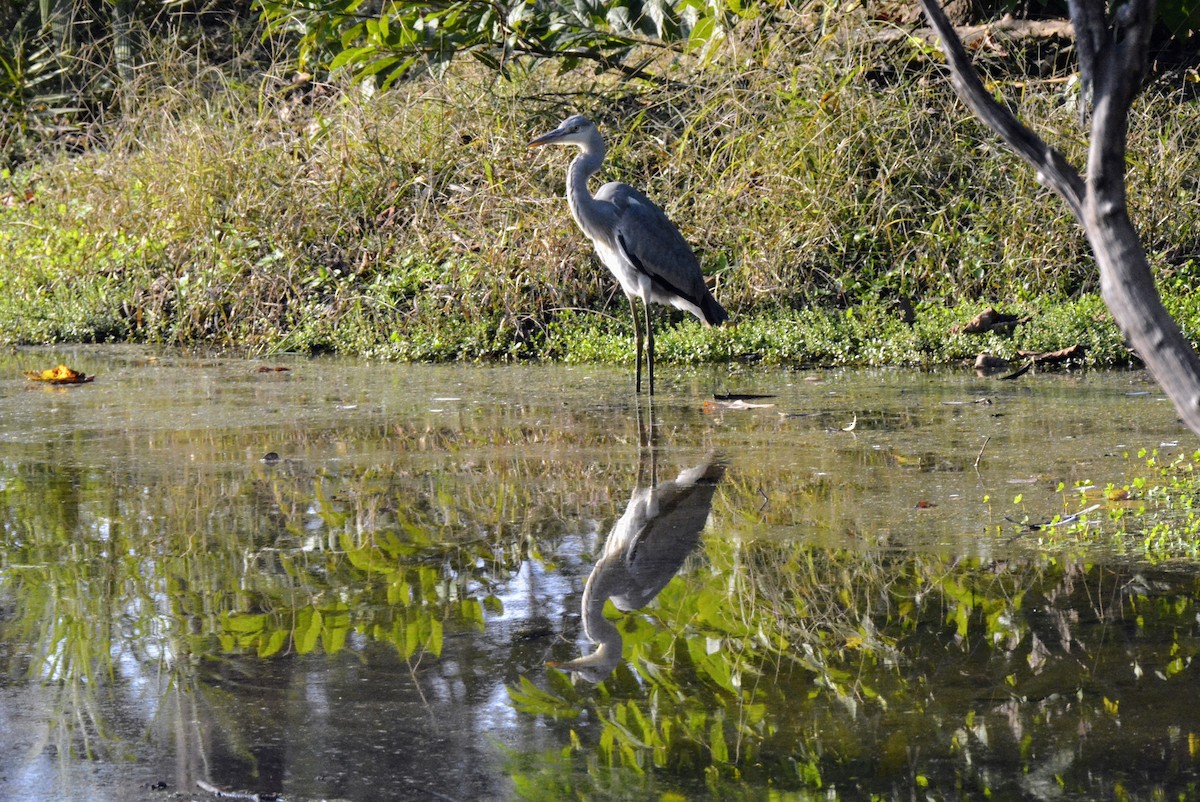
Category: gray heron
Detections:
[{"x1": 528, "y1": 114, "x2": 728, "y2": 394}]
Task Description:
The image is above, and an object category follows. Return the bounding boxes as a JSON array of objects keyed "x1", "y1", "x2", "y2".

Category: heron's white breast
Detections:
[{"x1": 591, "y1": 237, "x2": 645, "y2": 298}]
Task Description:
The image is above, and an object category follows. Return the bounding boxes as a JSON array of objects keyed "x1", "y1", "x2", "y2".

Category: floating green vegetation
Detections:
[{"x1": 1087, "y1": 448, "x2": 1200, "y2": 563}]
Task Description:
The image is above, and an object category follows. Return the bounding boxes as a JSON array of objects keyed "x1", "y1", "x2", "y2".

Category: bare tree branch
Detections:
[
  {"x1": 1066, "y1": 0, "x2": 1107, "y2": 123},
  {"x1": 1087, "y1": 0, "x2": 1153, "y2": 199},
  {"x1": 918, "y1": 0, "x2": 1200, "y2": 436},
  {"x1": 917, "y1": 0, "x2": 1085, "y2": 214}
]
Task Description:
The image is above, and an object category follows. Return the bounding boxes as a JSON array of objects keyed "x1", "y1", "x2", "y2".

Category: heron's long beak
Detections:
[
  {"x1": 546, "y1": 643, "x2": 622, "y2": 683},
  {"x1": 527, "y1": 129, "x2": 563, "y2": 148}
]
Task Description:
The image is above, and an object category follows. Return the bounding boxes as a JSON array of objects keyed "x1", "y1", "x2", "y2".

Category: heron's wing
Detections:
[
  {"x1": 611, "y1": 461, "x2": 726, "y2": 610},
  {"x1": 595, "y1": 182, "x2": 713, "y2": 313}
]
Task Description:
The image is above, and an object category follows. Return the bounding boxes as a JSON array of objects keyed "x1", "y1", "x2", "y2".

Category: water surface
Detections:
[{"x1": 1, "y1": 347, "x2": 1196, "y2": 801}]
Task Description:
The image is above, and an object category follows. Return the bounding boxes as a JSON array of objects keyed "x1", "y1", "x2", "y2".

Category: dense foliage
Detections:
[
  {"x1": 3, "y1": 0, "x2": 1200, "y2": 366},
  {"x1": 255, "y1": 0, "x2": 742, "y2": 86},
  {"x1": 4, "y1": 0, "x2": 1200, "y2": 165}
]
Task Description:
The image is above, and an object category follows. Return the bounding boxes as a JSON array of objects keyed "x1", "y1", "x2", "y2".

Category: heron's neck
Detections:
[
  {"x1": 562, "y1": 548, "x2": 627, "y2": 681},
  {"x1": 566, "y1": 144, "x2": 607, "y2": 240}
]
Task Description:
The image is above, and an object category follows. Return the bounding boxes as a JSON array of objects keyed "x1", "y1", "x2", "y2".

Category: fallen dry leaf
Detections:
[
  {"x1": 1017, "y1": 344, "x2": 1087, "y2": 365},
  {"x1": 24, "y1": 364, "x2": 94, "y2": 384},
  {"x1": 703, "y1": 399, "x2": 775, "y2": 412},
  {"x1": 955, "y1": 307, "x2": 1029, "y2": 335}
]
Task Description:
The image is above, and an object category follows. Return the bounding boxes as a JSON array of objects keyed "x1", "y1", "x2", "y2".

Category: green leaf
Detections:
[
  {"x1": 295, "y1": 608, "x2": 323, "y2": 654},
  {"x1": 258, "y1": 628, "x2": 289, "y2": 659},
  {"x1": 426, "y1": 617, "x2": 444, "y2": 656},
  {"x1": 329, "y1": 45, "x2": 376, "y2": 72},
  {"x1": 507, "y1": 675, "x2": 580, "y2": 717},
  {"x1": 710, "y1": 718, "x2": 729, "y2": 763},
  {"x1": 225, "y1": 613, "x2": 266, "y2": 634},
  {"x1": 355, "y1": 50, "x2": 398, "y2": 77},
  {"x1": 686, "y1": 14, "x2": 715, "y2": 50}
]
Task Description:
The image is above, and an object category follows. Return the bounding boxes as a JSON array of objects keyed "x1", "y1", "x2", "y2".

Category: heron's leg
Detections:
[
  {"x1": 645, "y1": 301, "x2": 655, "y2": 396},
  {"x1": 629, "y1": 295, "x2": 643, "y2": 393},
  {"x1": 646, "y1": 391, "x2": 658, "y2": 481}
]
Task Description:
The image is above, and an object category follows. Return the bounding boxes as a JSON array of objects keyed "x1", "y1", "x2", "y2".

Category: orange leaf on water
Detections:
[{"x1": 23, "y1": 364, "x2": 94, "y2": 384}]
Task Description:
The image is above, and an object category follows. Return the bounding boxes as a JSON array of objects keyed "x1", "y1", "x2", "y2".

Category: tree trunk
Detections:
[
  {"x1": 917, "y1": 0, "x2": 1200, "y2": 436},
  {"x1": 112, "y1": 0, "x2": 138, "y2": 86}
]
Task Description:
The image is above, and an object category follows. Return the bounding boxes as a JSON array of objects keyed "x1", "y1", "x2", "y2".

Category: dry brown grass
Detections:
[{"x1": 4, "y1": 14, "x2": 1200, "y2": 363}]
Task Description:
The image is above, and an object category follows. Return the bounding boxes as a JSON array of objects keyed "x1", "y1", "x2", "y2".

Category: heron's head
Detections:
[
  {"x1": 546, "y1": 640, "x2": 622, "y2": 684},
  {"x1": 528, "y1": 114, "x2": 602, "y2": 150}
]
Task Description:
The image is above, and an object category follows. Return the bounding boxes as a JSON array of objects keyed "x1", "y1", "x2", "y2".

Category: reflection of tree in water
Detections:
[
  {"x1": 521, "y1": 541, "x2": 1200, "y2": 799},
  {"x1": 8, "y1": 419, "x2": 1200, "y2": 799},
  {"x1": 0, "y1": 433, "x2": 642, "y2": 799}
]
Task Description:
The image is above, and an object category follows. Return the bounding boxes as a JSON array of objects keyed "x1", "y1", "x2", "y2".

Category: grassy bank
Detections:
[{"x1": 3, "y1": 22, "x2": 1200, "y2": 367}]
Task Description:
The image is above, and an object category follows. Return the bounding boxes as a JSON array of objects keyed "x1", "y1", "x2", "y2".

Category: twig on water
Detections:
[
  {"x1": 1006, "y1": 503, "x2": 1103, "y2": 531},
  {"x1": 974, "y1": 436, "x2": 990, "y2": 469}
]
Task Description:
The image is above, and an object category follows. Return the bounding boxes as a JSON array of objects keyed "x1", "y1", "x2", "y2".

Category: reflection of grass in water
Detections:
[
  {"x1": 8, "y1": 437, "x2": 1200, "y2": 793},
  {"x1": 509, "y1": 456, "x2": 1200, "y2": 797},
  {"x1": 514, "y1": 540, "x2": 1200, "y2": 799}
]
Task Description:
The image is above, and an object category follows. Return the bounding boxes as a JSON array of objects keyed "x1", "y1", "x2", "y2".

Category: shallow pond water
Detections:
[{"x1": 1, "y1": 346, "x2": 1199, "y2": 801}]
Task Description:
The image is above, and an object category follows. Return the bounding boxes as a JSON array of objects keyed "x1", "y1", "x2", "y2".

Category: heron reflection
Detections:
[{"x1": 556, "y1": 446, "x2": 725, "y2": 682}]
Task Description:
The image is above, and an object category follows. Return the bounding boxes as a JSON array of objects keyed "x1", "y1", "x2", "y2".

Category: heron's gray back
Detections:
[{"x1": 593, "y1": 182, "x2": 715, "y2": 309}]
